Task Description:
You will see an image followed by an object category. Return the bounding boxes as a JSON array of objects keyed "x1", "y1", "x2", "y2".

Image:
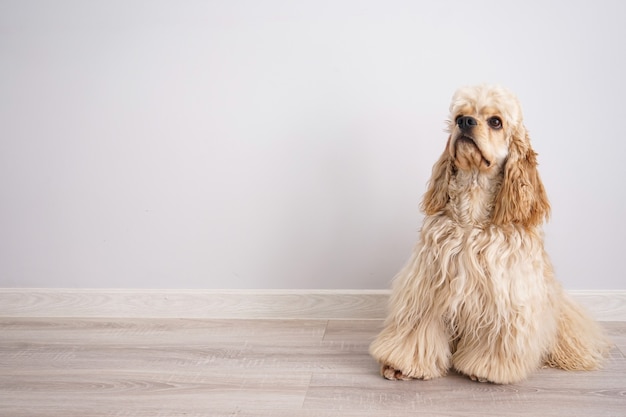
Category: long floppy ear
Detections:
[
  {"x1": 492, "y1": 129, "x2": 550, "y2": 227},
  {"x1": 421, "y1": 136, "x2": 454, "y2": 215}
]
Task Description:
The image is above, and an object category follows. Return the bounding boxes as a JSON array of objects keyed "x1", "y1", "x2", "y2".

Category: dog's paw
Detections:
[
  {"x1": 380, "y1": 364, "x2": 437, "y2": 381},
  {"x1": 381, "y1": 364, "x2": 414, "y2": 381},
  {"x1": 469, "y1": 374, "x2": 490, "y2": 383}
]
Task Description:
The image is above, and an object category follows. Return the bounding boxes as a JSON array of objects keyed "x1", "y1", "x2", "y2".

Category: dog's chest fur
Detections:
[
  {"x1": 426, "y1": 167, "x2": 548, "y2": 330},
  {"x1": 447, "y1": 167, "x2": 502, "y2": 227}
]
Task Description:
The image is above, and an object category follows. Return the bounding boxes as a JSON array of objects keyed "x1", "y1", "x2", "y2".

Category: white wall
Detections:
[{"x1": 1, "y1": 0, "x2": 625, "y2": 289}]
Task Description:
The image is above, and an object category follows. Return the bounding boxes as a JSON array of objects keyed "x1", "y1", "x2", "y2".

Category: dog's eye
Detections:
[{"x1": 487, "y1": 117, "x2": 502, "y2": 129}]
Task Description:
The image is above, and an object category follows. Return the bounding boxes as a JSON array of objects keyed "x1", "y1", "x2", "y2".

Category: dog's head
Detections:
[
  {"x1": 448, "y1": 85, "x2": 521, "y2": 172},
  {"x1": 422, "y1": 84, "x2": 550, "y2": 227}
]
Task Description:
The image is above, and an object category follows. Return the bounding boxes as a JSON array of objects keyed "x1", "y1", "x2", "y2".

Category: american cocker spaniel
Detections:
[{"x1": 370, "y1": 84, "x2": 610, "y2": 384}]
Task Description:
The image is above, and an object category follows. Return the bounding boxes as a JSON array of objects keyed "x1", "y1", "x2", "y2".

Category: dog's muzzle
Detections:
[{"x1": 454, "y1": 135, "x2": 491, "y2": 168}]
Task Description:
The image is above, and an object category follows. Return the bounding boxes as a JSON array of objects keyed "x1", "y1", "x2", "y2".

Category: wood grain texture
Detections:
[
  {"x1": 1, "y1": 289, "x2": 625, "y2": 320},
  {"x1": 0, "y1": 289, "x2": 388, "y2": 319},
  {"x1": 0, "y1": 318, "x2": 624, "y2": 417}
]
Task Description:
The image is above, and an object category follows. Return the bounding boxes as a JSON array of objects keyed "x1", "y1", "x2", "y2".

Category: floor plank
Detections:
[{"x1": 0, "y1": 318, "x2": 624, "y2": 417}]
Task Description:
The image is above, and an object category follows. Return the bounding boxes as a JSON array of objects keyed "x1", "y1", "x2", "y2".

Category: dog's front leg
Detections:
[
  {"x1": 451, "y1": 271, "x2": 559, "y2": 384},
  {"x1": 370, "y1": 314, "x2": 451, "y2": 381},
  {"x1": 369, "y1": 222, "x2": 458, "y2": 381}
]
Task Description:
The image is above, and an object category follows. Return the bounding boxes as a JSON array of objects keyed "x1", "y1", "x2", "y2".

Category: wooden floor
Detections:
[{"x1": 1, "y1": 318, "x2": 624, "y2": 417}]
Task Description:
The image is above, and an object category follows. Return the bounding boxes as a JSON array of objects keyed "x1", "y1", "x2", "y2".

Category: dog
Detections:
[{"x1": 369, "y1": 84, "x2": 610, "y2": 384}]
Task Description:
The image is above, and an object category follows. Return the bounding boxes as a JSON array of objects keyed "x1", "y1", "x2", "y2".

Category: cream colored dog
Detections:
[{"x1": 370, "y1": 85, "x2": 610, "y2": 384}]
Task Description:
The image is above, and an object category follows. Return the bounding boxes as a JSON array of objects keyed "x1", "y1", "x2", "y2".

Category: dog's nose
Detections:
[{"x1": 457, "y1": 116, "x2": 478, "y2": 130}]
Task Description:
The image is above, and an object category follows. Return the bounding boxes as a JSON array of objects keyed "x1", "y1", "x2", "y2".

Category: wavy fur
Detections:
[{"x1": 370, "y1": 85, "x2": 610, "y2": 384}]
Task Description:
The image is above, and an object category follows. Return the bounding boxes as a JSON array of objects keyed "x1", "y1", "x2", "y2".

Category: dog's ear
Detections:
[
  {"x1": 492, "y1": 128, "x2": 550, "y2": 227},
  {"x1": 421, "y1": 136, "x2": 453, "y2": 215}
]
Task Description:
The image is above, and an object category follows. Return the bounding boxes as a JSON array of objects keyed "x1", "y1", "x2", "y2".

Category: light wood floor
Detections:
[{"x1": 1, "y1": 318, "x2": 624, "y2": 417}]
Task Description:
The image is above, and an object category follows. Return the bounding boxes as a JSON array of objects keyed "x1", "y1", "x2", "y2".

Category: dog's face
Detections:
[{"x1": 447, "y1": 85, "x2": 523, "y2": 173}]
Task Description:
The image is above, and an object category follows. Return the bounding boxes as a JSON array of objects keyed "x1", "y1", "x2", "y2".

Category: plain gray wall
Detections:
[{"x1": 1, "y1": 0, "x2": 625, "y2": 289}]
